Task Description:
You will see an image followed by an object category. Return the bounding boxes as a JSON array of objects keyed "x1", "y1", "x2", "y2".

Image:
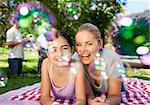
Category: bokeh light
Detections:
[
  {"x1": 19, "y1": 6, "x2": 29, "y2": 16},
  {"x1": 119, "y1": 17, "x2": 133, "y2": 27},
  {"x1": 115, "y1": 16, "x2": 149, "y2": 56},
  {"x1": 64, "y1": 2, "x2": 81, "y2": 20},
  {"x1": 140, "y1": 54, "x2": 150, "y2": 66},
  {"x1": 121, "y1": 30, "x2": 133, "y2": 39},
  {"x1": 0, "y1": 71, "x2": 8, "y2": 87},
  {"x1": 133, "y1": 35, "x2": 146, "y2": 44},
  {"x1": 90, "y1": 52, "x2": 108, "y2": 80},
  {"x1": 10, "y1": 2, "x2": 56, "y2": 38},
  {"x1": 136, "y1": 46, "x2": 149, "y2": 55}
]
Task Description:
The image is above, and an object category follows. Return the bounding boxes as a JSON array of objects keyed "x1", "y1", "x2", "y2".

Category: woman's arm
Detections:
[
  {"x1": 88, "y1": 79, "x2": 121, "y2": 105},
  {"x1": 105, "y1": 78, "x2": 121, "y2": 105},
  {"x1": 41, "y1": 58, "x2": 54, "y2": 105},
  {"x1": 85, "y1": 78, "x2": 96, "y2": 105},
  {"x1": 75, "y1": 62, "x2": 86, "y2": 105}
]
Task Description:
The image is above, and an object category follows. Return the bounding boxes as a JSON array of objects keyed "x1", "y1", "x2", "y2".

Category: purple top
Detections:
[{"x1": 49, "y1": 64, "x2": 76, "y2": 99}]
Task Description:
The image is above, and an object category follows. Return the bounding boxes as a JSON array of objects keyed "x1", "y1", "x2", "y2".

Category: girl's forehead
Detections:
[{"x1": 48, "y1": 37, "x2": 68, "y2": 47}]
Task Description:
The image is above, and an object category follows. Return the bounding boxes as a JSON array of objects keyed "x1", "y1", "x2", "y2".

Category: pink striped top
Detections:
[{"x1": 49, "y1": 64, "x2": 76, "y2": 99}]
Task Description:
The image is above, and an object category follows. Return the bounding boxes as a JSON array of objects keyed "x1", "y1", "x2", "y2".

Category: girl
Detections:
[{"x1": 41, "y1": 31, "x2": 86, "y2": 105}]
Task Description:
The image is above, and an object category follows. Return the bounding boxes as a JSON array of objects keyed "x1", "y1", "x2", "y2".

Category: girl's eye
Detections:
[
  {"x1": 53, "y1": 49, "x2": 57, "y2": 52},
  {"x1": 49, "y1": 48, "x2": 56, "y2": 52},
  {"x1": 63, "y1": 47, "x2": 69, "y2": 50}
]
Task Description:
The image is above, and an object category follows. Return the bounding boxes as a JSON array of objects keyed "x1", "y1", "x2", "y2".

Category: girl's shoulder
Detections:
[
  {"x1": 70, "y1": 60, "x2": 84, "y2": 74},
  {"x1": 70, "y1": 59, "x2": 83, "y2": 68},
  {"x1": 42, "y1": 58, "x2": 49, "y2": 65},
  {"x1": 42, "y1": 58, "x2": 52, "y2": 71}
]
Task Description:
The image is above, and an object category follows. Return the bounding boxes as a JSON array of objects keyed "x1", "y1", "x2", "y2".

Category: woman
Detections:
[
  {"x1": 41, "y1": 31, "x2": 86, "y2": 105},
  {"x1": 75, "y1": 23, "x2": 125, "y2": 105}
]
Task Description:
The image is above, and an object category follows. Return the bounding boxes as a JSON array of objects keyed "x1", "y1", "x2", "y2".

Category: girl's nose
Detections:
[{"x1": 56, "y1": 49, "x2": 62, "y2": 56}]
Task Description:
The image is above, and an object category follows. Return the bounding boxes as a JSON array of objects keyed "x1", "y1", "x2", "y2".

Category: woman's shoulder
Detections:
[
  {"x1": 102, "y1": 48, "x2": 119, "y2": 56},
  {"x1": 102, "y1": 48, "x2": 121, "y2": 60}
]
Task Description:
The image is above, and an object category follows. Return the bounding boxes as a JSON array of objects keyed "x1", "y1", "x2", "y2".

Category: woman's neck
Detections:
[{"x1": 87, "y1": 64, "x2": 101, "y2": 86}]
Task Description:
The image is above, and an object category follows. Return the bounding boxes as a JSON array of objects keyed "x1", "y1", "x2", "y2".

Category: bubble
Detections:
[
  {"x1": 116, "y1": 63, "x2": 125, "y2": 74},
  {"x1": 136, "y1": 46, "x2": 149, "y2": 55},
  {"x1": 95, "y1": 60, "x2": 100, "y2": 65},
  {"x1": 140, "y1": 54, "x2": 150, "y2": 66},
  {"x1": 37, "y1": 34, "x2": 48, "y2": 50},
  {"x1": 62, "y1": 56, "x2": 70, "y2": 62},
  {"x1": 19, "y1": 6, "x2": 29, "y2": 16},
  {"x1": 64, "y1": 2, "x2": 81, "y2": 20},
  {"x1": 0, "y1": 71, "x2": 8, "y2": 87},
  {"x1": 70, "y1": 66, "x2": 77, "y2": 74},
  {"x1": 96, "y1": 52, "x2": 101, "y2": 57},
  {"x1": 10, "y1": 2, "x2": 56, "y2": 41},
  {"x1": 95, "y1": 65, "x2": 102, "y2": 71}
]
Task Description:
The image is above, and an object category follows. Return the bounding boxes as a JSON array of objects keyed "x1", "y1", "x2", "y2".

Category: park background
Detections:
[{"x1": 0, "y1": 0, "x2": 150, "y2": 94}]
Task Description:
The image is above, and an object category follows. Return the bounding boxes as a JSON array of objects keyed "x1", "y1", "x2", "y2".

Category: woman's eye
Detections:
[
  {"x1": 88, "y1": 43, "x2": 93, "y2": 45},
  {"x1": 76, "y1": 43, "x2": 80, "y2": 46}
]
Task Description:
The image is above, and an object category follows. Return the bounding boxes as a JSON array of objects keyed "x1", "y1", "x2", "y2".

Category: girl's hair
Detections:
[
  {"x1": 77, "y1": 23, "x2": 102, "y2": 40},
  {"x1": 55, "y1": 31, "x2": 73, "y2": 49}
]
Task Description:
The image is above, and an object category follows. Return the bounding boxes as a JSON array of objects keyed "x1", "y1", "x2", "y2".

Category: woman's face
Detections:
[
  {"x1": 48, "y1": 36, "x2": 72, "y2": 67},
  {"x1": 75, "y1": 30, "x2": 102, "y2": 64}
]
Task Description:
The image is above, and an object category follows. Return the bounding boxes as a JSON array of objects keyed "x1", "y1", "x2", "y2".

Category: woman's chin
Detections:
[{"x1": 81, "y1": 59, "x2": 91, "y2": 65}]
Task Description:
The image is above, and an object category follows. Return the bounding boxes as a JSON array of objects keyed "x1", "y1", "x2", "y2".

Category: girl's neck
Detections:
[{"x1": 53, "y1": 65, "x2": 69, "y2": 75}]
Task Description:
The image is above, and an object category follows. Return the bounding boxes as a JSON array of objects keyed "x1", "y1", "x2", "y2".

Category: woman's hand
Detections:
[
  {"x1": 97, "y1": 94, "x2": 106, "y2": 102},
  {"x1": 89, "y1": 95, "x2": 110, "y2": 105},
  {"x1": 51, "y1": 102, "x2": 63, "y2": 105}
]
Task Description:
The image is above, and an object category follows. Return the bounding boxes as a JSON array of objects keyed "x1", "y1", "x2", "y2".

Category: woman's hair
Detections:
[
  {"x1": 77, "y1": 23, "x2": 102, "y2": 40},
  {"x1": 55, "y1": 31, "x2": 73, "y2": 49}
]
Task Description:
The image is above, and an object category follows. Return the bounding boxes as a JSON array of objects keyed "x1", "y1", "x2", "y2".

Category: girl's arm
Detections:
[
  {"x1": 75, "y1": 62, "x2": 86, "y2": 105},
  {"x1": 41, "y1": 58, "x2": 54, "y2": 105}
]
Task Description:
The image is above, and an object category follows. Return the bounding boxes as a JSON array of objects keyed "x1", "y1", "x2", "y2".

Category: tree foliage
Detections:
[
  {"x1": 115, "y1": 10, "x2": 150, "y2": 55},
  {"x1": 0, "y1": 0, "x2": 122, "y2": 46}
]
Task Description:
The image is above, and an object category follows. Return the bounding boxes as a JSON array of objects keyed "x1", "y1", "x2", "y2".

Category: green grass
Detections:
[
  {"x1": 0, "y1": 74, "x2": 40, "y2": 94},
  {"x1": 0, "y1": 47, "x2": 40, "y2": 94},
  {"x1": 126, "y1": 68, "x2": 150, "y2": 80}
]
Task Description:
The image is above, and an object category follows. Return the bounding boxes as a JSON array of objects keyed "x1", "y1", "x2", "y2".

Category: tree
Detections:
[
  {"x1": 0, "y1": 0, "x2": 123, "y2": 46},
  {"x1": 41, "y1": 0, "x2": 122, "y2": 39}
]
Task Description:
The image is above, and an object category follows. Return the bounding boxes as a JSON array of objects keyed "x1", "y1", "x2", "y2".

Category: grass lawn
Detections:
[
  {"x1": 0, "y1": 47, "x2": 150, "y2": 94},
  {"x1": 0, "y1": 47, "x2": 40, "y2": 94}
]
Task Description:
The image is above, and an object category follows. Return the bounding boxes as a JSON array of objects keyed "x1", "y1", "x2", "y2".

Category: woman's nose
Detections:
[{"x1": 80, "y1": 45, "x2": 87, "y2": 53}]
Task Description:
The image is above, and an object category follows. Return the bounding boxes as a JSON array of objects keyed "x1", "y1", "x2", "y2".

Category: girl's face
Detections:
[
  {"x1": 75, "y1": 30, "x2": 102, "y2": 64},
  {"x1": 48, "y1": 36, "x2": 72, "y2": 67}
]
